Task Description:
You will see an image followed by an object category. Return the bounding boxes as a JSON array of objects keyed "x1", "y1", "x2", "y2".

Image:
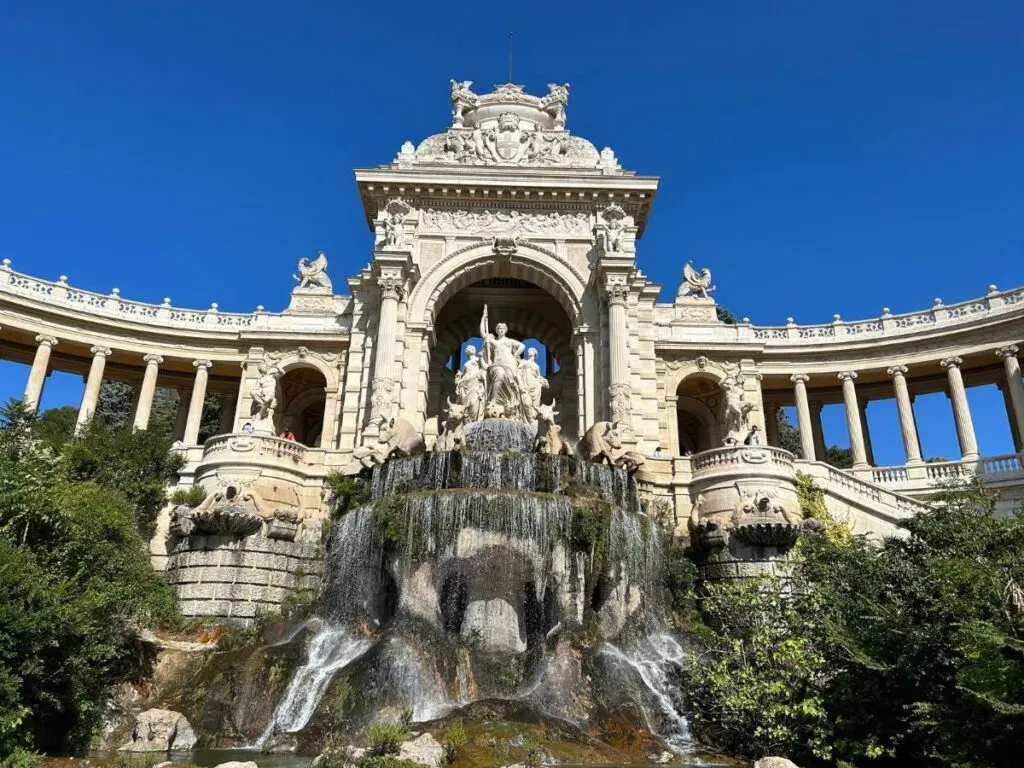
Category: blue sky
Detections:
[{"x1": 0, "y1": 1, "x2": 1021, "y2": 462}]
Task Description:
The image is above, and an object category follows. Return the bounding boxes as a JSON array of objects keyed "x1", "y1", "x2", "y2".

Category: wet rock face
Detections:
[
  {"x1": 119, "y1": 708, "x2": 197, "y2": 752},
  {"x1": 399, "y1": 732, "x2": 445, "y2": 767}
]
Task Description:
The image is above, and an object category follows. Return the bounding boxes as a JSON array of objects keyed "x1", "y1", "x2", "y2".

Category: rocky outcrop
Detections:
[
  {"x1": 399, "y1": 733, "x2": 444, "y2": 767},
  {"x1": 754, "y1": 758, "x2": 801, "y2": 768},
  {"x1": 120, "y1": 708, "x2": 197, "y2": 752},
  {"x1": 213, "y1": 762, "x2": 259, "y2": 768}
]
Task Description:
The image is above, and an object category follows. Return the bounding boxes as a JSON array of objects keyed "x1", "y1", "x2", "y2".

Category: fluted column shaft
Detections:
[
  {"x1": 996, "y1": 346, "x2": 1024, "y2": 450},
  {"x1": 839, "y1": 372, "x2": 869, "y2": 468},
  {"x1": 183, "y1": 360, "x2": 212, "y2": 445},
  {"x1": 764, "y1": 402, "x2": 780, "y2": 447},
  {"x1": 887, "y1": 365, "x2": 922, "y2": 464},
  {"x1": 133, "y1": 355, "x2": 163, "y2": 430},
  {"x1": 370, "y1": 276, "x2": 402, "y2": 425},
  {"x1": 941, "y1": 357, "x2": 979, "y2": 460},
  {"x1": 76, "y1": 346, "x2": 112, "y2": 429},
  {"x1": 24, "y1": 335, "x2": 58, "y2": 412},
  {"x1": 606, "y1": 283, "x2": 630, "y2": 423},
  {"x1": 790, "y1": 374, "x2": 815, "y2": 460}
]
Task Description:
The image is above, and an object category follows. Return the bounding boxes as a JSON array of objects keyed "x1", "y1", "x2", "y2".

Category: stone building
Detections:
[{"x1": 1, "y1": 81, "x2": 1022, "y2": 620}]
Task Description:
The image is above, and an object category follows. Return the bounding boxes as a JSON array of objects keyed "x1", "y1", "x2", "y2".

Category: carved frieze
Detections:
[{"x1": 420, "y1": 208, "x2": 592, "y2": 237}]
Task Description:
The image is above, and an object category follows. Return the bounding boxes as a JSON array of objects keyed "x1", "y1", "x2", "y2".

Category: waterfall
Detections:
[
  {"x1": 597, "y1": 634, "x2": 690, "y2": 748},
  {"x1": 254, "y1": 623, "x2": 372, "y2": 747}
]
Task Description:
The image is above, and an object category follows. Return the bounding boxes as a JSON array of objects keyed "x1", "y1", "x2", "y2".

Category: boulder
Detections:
[
  {"x1": 754, "y1": 758, "x2": 801, "y2": 768},
  {"x1": 213, "y1": 763, "x2": 259, "y2": 768},
  {"x1": 399, "y1": 733, "x2": 445, "y2": 767},
  {"x1": 119, "y1": 708, "x2": 197, "y2": 752}
]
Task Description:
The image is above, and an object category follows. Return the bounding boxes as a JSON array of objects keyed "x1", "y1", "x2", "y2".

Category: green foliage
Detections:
[
  {"x1": 715, "y1": 306, "x2": 739, "y2": 325},
  {"x1": 824, "y1": 444, "x2": 854, "y2": 469},
  {"x1": 31, "y1": 406, "x2": 77, "y2": 451},
  {"x1": 774, "y1": 409, "x2": 802, "y2": 457},
  {"x1": 169, "y1": 485, "x2": 208, "y2": 508},
  {"x1": 361, "y1": 758, "x2": 421, "y2": 768},
  {"x1": 0, "y1": 399, "x2": 180, "y2": 755},
  {"x1": 438, "y1": 720, "x2": 468, "y2": 764},
  {"x1": 570, "y1": 499, "x2": 611, "y2": 562},
  {"x1": 367, "y1": 720, "x2": 407, "y2": 756},
  {"x1": 686, "y1": 577, "x2": 832, "y2": 761},
  {"x1": 665, "y1": 542, "x2": 698, "y2": 616},
  {"x1": 325, "y1": 471, "x2": 369, "y2": 513},
  {"x1": 61, "y1": 417, "x2": 183, "y2": 537},
  {"x1": 0, "y1": 748, "x2": 42, "y2": 768},
  {"x1": 497, "y1": 655, "x2": 526, "y2": 692}
]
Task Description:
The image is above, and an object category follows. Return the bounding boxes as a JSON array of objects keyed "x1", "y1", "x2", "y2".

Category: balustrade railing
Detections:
[
  {"x1": 201, "y1": 433, "x2": 308, "y2": 463},
  {"x1": 691, "y1": 445, "x2": 794, "y2": 472},
  {"x1": 655, "y1": 284, "x2": 1024, "y2": 345},
  {"x1": 869, "y1": 453, "x2": 1024, "y2": 489}
]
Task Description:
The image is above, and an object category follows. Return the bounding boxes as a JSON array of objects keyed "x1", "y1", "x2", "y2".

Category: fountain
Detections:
[{"x1": 256, "y1": 311, "x2": 689, "y2": 753}]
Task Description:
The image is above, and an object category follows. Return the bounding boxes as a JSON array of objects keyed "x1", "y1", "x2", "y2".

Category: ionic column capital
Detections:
[
  {"x1": 789, "y1": 373, "x2": 809, "y2": 384},
  {"x1": 89, "y1": 345, "x2": 112, "y2": 358},
  {"x1": 996, "y1": 345, "x2": 1020, "y2": 361},
  {"x1": 837, "y1": 371, "x2": 858, "y2": 382},
  {"x1": 193, "y1": 359, "x2": 213, "y2": 370},
  {"x1": 143, "y1": 353, "x2": 164, "y2": 366},
  {"x1": 940, "y1": 356, "x2": 963, "y2": 370},
  {"x1": 35, "y1": 334, "x2": 58, "y2": 347},
  {"x1": 886, "y1": 364, "x2": 909, "y2": 377}
]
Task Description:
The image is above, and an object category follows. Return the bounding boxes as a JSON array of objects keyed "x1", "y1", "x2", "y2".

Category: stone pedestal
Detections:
[{"x1": 286, "y1": 286, "x2": 335, "y2": 314}]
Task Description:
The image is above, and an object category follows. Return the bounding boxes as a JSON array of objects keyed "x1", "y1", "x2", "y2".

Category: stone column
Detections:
[
  {"x1": 996, "y1": 346, "x2": 1024, "y2": 450},
  {"x1": 183, "y1": 360, "x2": 212, "y2": 445},
  {"x1": 127, "y1": 379, "x2": 143, "y2": 425},
  {"x1": 764, "y1": 402, "x2": 780, "y2": 447},
  {"x1": 76, "y1": 345, "x2": 112, "y2": 430},
  {"x1": 666, "y1": 395, "x2": 680, "y2": 456},
  {"x1": 999, "y1": 384, "x2": 1023, "y2": 452},
  {"x1": 858, "y1": 400, "x2": 875, "y2": 465},
  {"x1": 838, "y1": 372, "x2": 869, "y2": 468},
  {"x1": 369, "y1": 274, "x2": 403, "y2": 429},
  {"x1": 887, "y1": 365, "x2": 922, "y2": 464},
  {"x1": 321, "y1": 386, "x2": 340, "y2": 449},
  {"x1": 24, "y1": 335, "x2": 58, "y2": 412},
  {"x1": 790, "y1": 375, "x2": 815, "y2": 460},
  {"x1": 810, "y1": 400, "x2": 827, "y2": 461},
  {"x1": 133, "y1": 355, "x2": 163, "y2": 430},
  {"x1": 219, "y1": 390, "x2": 238, "y2": 434},
  {"x1": 172, "y1": 388, "x2": 191, "y2": 440},
  {"x1": 605, "y1": 281, "x2": 631, "y2": 423},
  {"x1": 940, "y1": 357, "x2": 979, "y2": 460}
]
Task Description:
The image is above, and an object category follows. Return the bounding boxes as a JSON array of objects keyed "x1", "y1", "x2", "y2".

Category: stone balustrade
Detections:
[{"x1": 656, "y1": 284, "x2": 1024, "y2": 346}]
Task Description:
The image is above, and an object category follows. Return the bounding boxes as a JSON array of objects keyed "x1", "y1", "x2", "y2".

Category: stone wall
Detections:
[{"x1": 167, "y1": 529, "x2": 323, "y2": 625}]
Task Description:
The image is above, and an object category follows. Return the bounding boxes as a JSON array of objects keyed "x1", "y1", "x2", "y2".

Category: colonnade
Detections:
[
  {"x1": 779, "y1": 344, "x2": 1024, "y2": 466},
  {"x1": 13, "y1": 332, "x2": 231, "y2": 441}
]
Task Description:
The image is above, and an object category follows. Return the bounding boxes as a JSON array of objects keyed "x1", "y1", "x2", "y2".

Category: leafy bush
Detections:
[
  {"x1": 438, "y1": 720, "x2": 468, "y2": 764},
  {"x1": 169, "y1": 485, "x2": 208, "y2": 508},
  {"x1": 367, "y1": 720, "x2": 406, "y2": 756},
  {"x1": 0, "y1": 748, "x2": 42, "y2": 768},
  {"x1": 324, "y1": 471, "x2": 368, "y2": 512},
  {"x1": 0, "y1": 399, "x2": 180, "y2": 755}
]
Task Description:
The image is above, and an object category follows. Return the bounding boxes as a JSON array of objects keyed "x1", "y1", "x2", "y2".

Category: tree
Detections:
[
  {"x1": 716, "y1": 306, "x2": 739, "y2": 325},
  {"x1": 0, "y1": 399, "x2": 180, "y2": 754},
  {"x1": 775, "y1": 409, "x2": 802, "y2": 456},
  {"x1": 95, "y1": 380, "x2": 223, "y2": 443},
  {"x1": 824, "y1": 444, "x2": 853, "y2": 469}
]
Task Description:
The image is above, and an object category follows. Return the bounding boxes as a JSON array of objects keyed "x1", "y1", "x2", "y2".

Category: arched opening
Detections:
[
  {"x1": 676, "y1": 375, "x2": 722, "y2": 454},
  {"x1": 427, "y1": 276, "x2": 578, "y2": 439},
  {"x1": 277, "y1": 366, "x2": 328, "y2": 446}
]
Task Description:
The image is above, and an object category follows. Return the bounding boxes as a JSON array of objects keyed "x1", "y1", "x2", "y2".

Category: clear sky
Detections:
[{"x1": 0, "y1": 1, "x2": 1021, "y2": 462}]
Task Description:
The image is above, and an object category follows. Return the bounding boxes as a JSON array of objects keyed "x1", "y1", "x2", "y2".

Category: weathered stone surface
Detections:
[
  {"x1": 399, "y1": 733, "x2": 444, "y2": 767},
  {"x1": 213, "y1": 762, "x2": 260, "y2": 768},
  {"x1": 754, "y1": 757, "x2": 801, "y2": 768},
  {"x1": 461, "y1": 598, "x2": 526, "y2": 653},
  {"x1": 119, "y1": 708, "x2": 197, "y2": 752}
]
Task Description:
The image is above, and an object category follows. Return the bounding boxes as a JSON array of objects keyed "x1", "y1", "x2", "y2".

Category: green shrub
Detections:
[
  {"x1": 438, "y1": 721, "x2": 468, "y2": 764},
  {"x1": 169, "y1": 485, "x2": 208, "y2": 508},
  {"x1": 367, "y1": 720, "x2": 406, "y2": 756},
  {"x1": 361, "y1": 758, "x2": 421, "y2": 768},
  {"x1": 324, "y1": 471, "x2": 369, "y2": 512},
  {"x1": 0, "y1": 747, "x2": 42, "y2": 768}
]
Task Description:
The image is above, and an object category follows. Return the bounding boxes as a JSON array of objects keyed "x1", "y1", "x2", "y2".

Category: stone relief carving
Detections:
[
  {"x1": 293, "y1": 251, "x2": 332, "y2": 291},
  {"x1": 370, "y1": 376, "x2": 396, "y2": 426},
  {"x1": 721, "y1": 374, "x2": 755, "y2": 446},
  {"x1": 420, "y1": 209, "x2": 591, "y2": 237},
  {"x1": 383, "y1": 198, "x2": 412, "y2": 248},
  {"x1": 609, "y1": 382, "x2": 632, "y2": 424},
  {"x1": 677, "y1": 261, "x2": 715, "y2": 300},
  {"x1": 491, "y1": 236, "x2": 519, "y2": 258},
  {"x1": 249, "y1": 363, "x2": 281, "y2": 434},
  {"x1": 596, "y1": 204, "x2": 630, "y2": 253}
]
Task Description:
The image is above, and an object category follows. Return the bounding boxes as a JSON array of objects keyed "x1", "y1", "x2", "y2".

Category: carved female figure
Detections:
[
  {"x1": 517, "y1": 348, "x2": 549, "y2": 422},
  {"x1": 454, "y1": 344, "x2": 486, "y2": 422},
  {"x1": 480, "y1": 305, "x2": 526, "y2": 418}
]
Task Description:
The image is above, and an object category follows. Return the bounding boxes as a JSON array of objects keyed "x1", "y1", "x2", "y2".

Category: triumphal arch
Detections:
[{"x1": 2, "y1": 81, "x2": 1023, "y2": 622}]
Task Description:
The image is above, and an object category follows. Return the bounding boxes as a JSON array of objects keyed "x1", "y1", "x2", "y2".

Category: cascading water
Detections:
[{"x1": 259, "y1": 419, "x2": 690, "y2": 750}]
